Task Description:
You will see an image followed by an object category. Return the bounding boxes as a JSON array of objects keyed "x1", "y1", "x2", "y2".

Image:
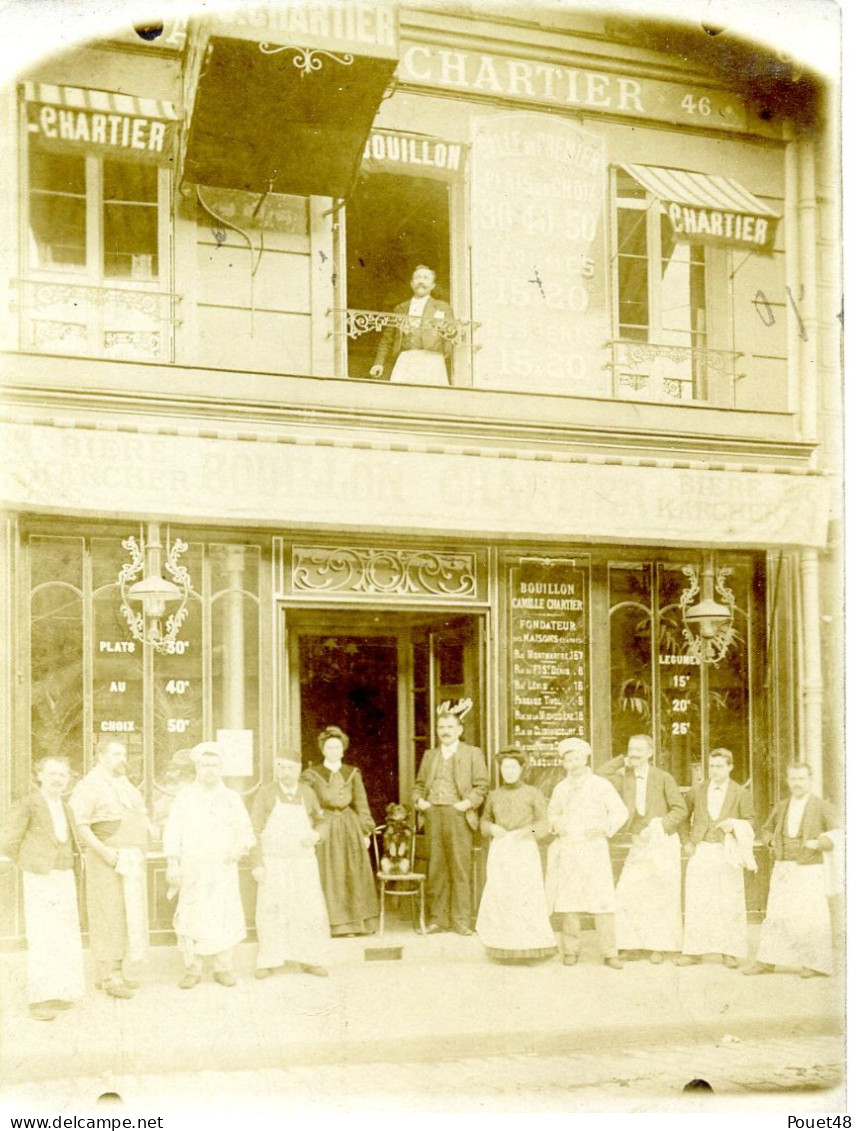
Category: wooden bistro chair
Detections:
[{"x1": 373, "y1": 814, "x2": 427, "y2": 935}]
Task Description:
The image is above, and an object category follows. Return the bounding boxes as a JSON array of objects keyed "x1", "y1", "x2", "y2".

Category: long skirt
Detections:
[
  {"x1": 256, "y1": 856, "x2": 332, "y2": 969},
  {"x1": 757, "y1": 861, "x2": 833, "y2": 974},
  {"x1": 317, "y1": 808, "x2": 378, "y2": 935},
  {"x1": 23, "y1": 869, "x2": 85, "y2": 1005},
  {"x1": 477, "y1": 834, "x2": 557, "y2": 959},
  {"x1": 682, "y1": 842, "x2": 750, "y2": 959},
  {"x1": 615, "y1": 832, "x2": 682, "y2": 952}
]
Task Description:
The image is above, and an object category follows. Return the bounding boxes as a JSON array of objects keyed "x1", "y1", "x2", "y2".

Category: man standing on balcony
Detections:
[
  {"x1": 414, "y1": 699, "x2": 488, "y2": 935},
  {"x1": 164, "y1": 742, "x2": 255, "y2": 989},
  {"x1": 598, "y1": 734, "x2": 687, "y2": 963},
  {"x1": 70, "y1": 737, "x2": 151, "y2": 999},
  {"x1": 369, "y1": 265, "x2": 454, "y2": 386}
]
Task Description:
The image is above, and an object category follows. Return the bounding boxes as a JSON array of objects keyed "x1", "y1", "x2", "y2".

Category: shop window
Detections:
[
  {"x1": 608, "y1": 558, "x2": 753, "y2": 789},
  {"x1": 611, "y1": 170, "x2": 718, "y2": 402},
  {"x1": 21, "y1": 138, "x2": 172, "y2": 361},
  {"x1": 25, "y1": 533, "x2": 264, "y2": 807}
]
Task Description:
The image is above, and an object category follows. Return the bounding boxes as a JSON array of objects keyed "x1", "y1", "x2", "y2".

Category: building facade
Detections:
[{"x1": 0, "y1": 2, "x2": 841, "y2": 942}]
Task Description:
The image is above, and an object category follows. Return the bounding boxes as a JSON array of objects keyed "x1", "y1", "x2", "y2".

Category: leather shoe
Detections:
[
  {"x1": 673, "y1": 955, "x2": 701, "y2": 966},
  {"x1": 649, "y1": 951, "x2": 664, "y2": 964},
  {"x1": 29, "y1": 1002, "x2": 56, "y2": 1021},
  {"x1": 453, "y1": 926, "x2": 476, "y2": 937},
  {"x1": 799, "y1": 967, "x2": 825, "y2": 979},
  {"x1": 741, "y1": 961, "x2": 773, "y2": 976},
  {"x1": 723, "y1": 955, "x2": 740, "y2": 968},
  {"x1": 178, "y1": 972, "x2": 201, "y2": 990},
  {"x1": 300, "y1": 964, "x2": 329, "y2": 978},
  {"x1": 122, "y1": 977, "x2": 141, "y2": 990},
  {"x1": 213, "y1": 971, "x2": 237, "y2": 987},
  {"x1": 103, "y1": 979, "x2": 134, "y2": 999},
  {"x1": 425, "y1": 923, "x2": 448, "y2": 934},
  {"x1": 604, "y1": 957, "x2": 624, "y2": 970},
  {"x1": 562, "y1": 954, "x2": 578, "y2": 966},
  {"x1": 254, "y1": 967, "x2": 273, "y2": 980},
  {"x1": 46, "y1": 1000, "x2": 75, "y2": 1010}
]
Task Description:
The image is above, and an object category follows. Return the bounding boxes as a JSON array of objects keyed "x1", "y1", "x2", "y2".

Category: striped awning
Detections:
[
  {"x1": 620, "y1": 163, "x2": 780, "y2": 251},
  {"x1": 23, "y1": 82, "x2": 178, "y2": 163},
  {"x1": 22, "y1": 82, "x2": 178, "y2": 121}
]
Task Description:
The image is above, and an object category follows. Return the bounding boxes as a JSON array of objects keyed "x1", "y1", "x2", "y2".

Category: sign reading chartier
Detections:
[
  {"x1": 209, "y1": 1, "x2": 398, "y2": 59},
  {"x1": 24, "y1": 86, "x2": 178, "y2": 163},
  {"x1": 399, "y1": 43, "x2": 758, "y2": 134},
  {"x1": 666, "y1": 203, "x2": 777, "y2": 251}
]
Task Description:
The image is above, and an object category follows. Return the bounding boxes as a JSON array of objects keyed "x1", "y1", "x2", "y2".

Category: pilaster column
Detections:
[{"x1": 799, "y1": 547, "x2": 823, "y2": 791}]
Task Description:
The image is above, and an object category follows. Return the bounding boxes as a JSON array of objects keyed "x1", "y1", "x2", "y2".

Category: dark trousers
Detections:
[{"x1": 425, "y1": 805, "x2": 472, "y2": 930}]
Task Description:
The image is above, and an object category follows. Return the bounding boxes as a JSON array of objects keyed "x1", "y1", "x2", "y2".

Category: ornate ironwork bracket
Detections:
[
  {"x1": 679, "y1": 564, "x2": 737, "y2": 665},
  {"x1": 258, "y1": 43, "x2": 355, "y2": 75}
]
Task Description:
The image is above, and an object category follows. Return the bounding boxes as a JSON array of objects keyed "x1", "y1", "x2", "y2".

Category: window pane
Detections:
[
  {"x1": 609, "y1": 564, "x2": 654, "y2": 755},
  {"x1": 30, "y1": 535, "x2": 83, "y2": 590},
  {"x1": 28, "y1": 145, "x2": 86, "y2": 271},
  {"x1": 31, "y1": 585, "x2": 84, "y2": 777},
  {"x1": 103, "y1": 161, "x2": 159, "y2": 279},
  {"x1": 92, "y1": 584, "x2": 145, "y2": 785}
]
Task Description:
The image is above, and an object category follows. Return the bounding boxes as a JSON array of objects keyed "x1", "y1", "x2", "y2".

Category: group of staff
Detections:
[
  {"x1": 1, "y1": 702, "x2": 842, "y2": 1023},
  {"x1": 415, "y1": 701, "x2": 842, "y2": 984},
  {"x1": 0, "y1": 726, "x2": 381, "y2": 1021}
]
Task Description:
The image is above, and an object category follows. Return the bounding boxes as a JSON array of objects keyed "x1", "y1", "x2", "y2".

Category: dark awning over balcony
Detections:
[
  {"x1": 621, "y1": 163, "x2": 780, "y2": 252},
  {"x1": 182, "y1": 4, "x2": 399, "y2": 199}
]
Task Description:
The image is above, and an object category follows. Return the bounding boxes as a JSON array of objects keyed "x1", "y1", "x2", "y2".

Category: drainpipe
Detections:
[{"x1": 799, "y1": 548, "x2": 823, "y2": 792}]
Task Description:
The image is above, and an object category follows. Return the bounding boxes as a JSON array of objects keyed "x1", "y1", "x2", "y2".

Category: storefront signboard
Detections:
[{"x1": 508, "y1": 556, "x2": 590, "y2": 794}]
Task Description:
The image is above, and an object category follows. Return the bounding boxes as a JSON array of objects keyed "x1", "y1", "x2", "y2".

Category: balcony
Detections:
[
  {"x1": 603, "y1": 339, "x2": 744, "y2": 407},
  {"x1": 333, "y1": 307, "x2": 480, "y2": 383},
  {"x1": 14, "y1": 278, "x2": 180, "y2": 363}
]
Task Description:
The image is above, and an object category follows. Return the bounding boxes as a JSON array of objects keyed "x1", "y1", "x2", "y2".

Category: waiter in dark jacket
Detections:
[
  {"x1": 414, "y1": 699, "x2": 488, "y2": 935},
  {"x1": 1, "y1": 756, "x2": 85, "y2": 1020},
  {"x1": 370, "y1": 265, "x2": 455, "y2": 386}
]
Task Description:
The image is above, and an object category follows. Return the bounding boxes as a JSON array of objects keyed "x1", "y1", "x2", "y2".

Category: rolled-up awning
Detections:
[
  {"x1": 23, "y1": 82, "x2": 179, "y2": 162},
  {"x1": 620, "y1": 163, "x2": 780, "y2": 252}
]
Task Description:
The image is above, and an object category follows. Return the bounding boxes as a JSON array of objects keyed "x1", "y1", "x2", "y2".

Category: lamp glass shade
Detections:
[
  {"x1": 685, "y1": 597, "x2": 731, "y2": 639},
  {"x1": 127, "y1": 574, "x2": 182, "y2": 619}
]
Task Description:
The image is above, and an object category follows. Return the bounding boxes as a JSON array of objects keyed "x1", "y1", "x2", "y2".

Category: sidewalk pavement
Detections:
[{"x1": 0, "y1": 923, "x2": 844, "y2": 1091}]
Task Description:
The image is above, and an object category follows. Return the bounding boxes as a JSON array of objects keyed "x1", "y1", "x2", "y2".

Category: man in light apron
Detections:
[
  {"x1": 250, "y1": 749, "x2": 331, "y2": 978},
  {"x1": 70, "y1": 738, "x2": 151, "y2": 999},
  {"x1": 370, "y1": 265, "x2": 455, "y2": 387}
]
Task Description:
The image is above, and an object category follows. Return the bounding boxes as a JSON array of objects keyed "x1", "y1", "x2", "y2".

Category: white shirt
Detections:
[
  {"x1": 634, "y1": 768, "x2": 648, "y2": 816},
  {"x1": 42, "y1": 792, "x2": 69, "y2": 843},
  {"x1": 408, "y1": 295, "x2": 430, "y2": 318},
  {"x1": 440, "y1": 743, "x2": 458, "y2": 761},
  {"x1": 707, "y1": 780, "x2": 728, "y2": 821},
  {"x1": 786, "y1": 795, "x2": 810, "y2": 837}
]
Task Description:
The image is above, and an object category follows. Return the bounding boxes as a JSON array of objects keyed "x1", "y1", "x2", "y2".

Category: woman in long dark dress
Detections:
[{"x1": 302, "y1": 726, "x2": 378, "y2": 936}]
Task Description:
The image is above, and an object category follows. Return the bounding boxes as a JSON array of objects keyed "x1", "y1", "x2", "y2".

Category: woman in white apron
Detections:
[{"x1": 476, "y1": 748, "x2": 557, "y2": 962}]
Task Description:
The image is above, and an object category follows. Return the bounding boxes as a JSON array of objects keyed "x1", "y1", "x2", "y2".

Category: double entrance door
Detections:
[{"x1": 284, "y1": 609, "x2": 485, "y2": 827}]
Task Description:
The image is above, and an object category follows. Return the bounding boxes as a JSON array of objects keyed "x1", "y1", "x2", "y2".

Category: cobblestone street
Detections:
[{"x1": 2, "y1": 1033, "x2": 844, "y2": 1113}]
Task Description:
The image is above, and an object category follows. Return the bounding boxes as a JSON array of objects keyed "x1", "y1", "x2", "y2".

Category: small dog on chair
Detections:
[{"x1": 380, "y1": 802, "x2": 413, "y2": 874}]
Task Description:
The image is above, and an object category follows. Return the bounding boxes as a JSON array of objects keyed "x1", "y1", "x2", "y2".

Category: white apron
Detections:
[
  {"x1": 545, "y1": 835, "x2": 617, "y2": 914},
  {"x1": 255, "y1": 799, "x2": 332, "y2": 969},
  {"x1": 476, "y1": 833, "x2": 557, "y2": 954},
  {"x1": 615, "y1": 826, "x2": 682, "y2": 951},
  {"x1": 757, "y1": 861, "x2": 833, "y2": 974},
  {"x1": 22, "y1": 870, "x2": 85, "y2": 1005},
  {"x1": 390, "y1": 351, "x2": 449, "y2": 386},
  {"x1": 682, "y1": 842, "x2": 749, "y2": 959},
  {"x1": 174, "y1": 858, "x2": 246, "y2": 957}
]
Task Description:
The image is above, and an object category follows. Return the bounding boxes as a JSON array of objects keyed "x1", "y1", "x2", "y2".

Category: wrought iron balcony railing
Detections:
[
  {"x1": 603, "y1": 339, "x2": 744, "y2": 406},
  {"x1": 331, "y1": 308, "x2": 479, "y2": 348}
]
